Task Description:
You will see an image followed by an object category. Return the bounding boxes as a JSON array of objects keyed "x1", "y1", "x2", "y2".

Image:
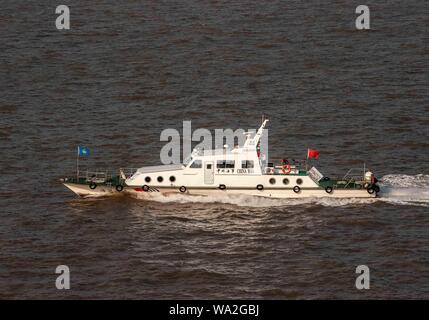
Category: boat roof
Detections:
[{"x1": 137, "y1": 164, "x2": 184, "y2": 173}]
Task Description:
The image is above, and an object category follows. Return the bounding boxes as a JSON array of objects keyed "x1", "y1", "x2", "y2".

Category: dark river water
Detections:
[{"x1": 1, "y1": 1, "x2": 428, "y2": 299}]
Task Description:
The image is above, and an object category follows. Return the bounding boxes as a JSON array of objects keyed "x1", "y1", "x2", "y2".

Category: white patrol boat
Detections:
[{"x1": 61, "y1": 119, "x2": 380, "y2": 198}]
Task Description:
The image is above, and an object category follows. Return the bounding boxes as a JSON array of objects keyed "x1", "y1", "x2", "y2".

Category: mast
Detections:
[
  {"x1": 243, "y1": 118, "x2": 269, "y2": 148},
  {"x1": 254, "y1": 118, "x2": 268, "y2": 145}
]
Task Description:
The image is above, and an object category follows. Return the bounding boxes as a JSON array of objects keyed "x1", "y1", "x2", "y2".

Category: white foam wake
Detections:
[
  {"x1": 378, "y1": 174, "x2": 429, "y2": 207},
  {"x1": 133, "y1": 192, "x2": 377, "y2": 208},
  {"x1": 132, "y1": 174, "x2": 429, "y2": 208}
]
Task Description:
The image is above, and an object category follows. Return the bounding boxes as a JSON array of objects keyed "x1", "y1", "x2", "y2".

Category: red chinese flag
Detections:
[{"x1": 307, "y1": 149, "x2": 320, "y2": 159}]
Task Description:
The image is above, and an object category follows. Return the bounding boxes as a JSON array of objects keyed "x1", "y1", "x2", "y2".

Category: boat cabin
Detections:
[{"x1": 182, "y1": 119, "x2": 304, "y2": 177}]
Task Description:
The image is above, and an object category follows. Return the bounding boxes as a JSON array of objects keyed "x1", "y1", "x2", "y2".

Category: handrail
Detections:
[
  {"x1": 340, "y1": 167, "x2": 367, "y2": 188},
  {"x1": 77, "y1": 170, "x2": 110, "y2": 183},
  {"x1": 265, "y1": 158, "x2": 307, "y2": 167},
  {"x1": 342, "y1": 168, "x2": 365, "y2": 180}
]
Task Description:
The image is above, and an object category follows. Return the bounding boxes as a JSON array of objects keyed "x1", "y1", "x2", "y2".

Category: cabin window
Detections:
[
  {"x1": 242, "y1": 160, "x2": 254, "y2": 168},
  {"x1": 145, "y1": 176, "x2": 151, "y2": 183},
  {"x1": 217, "y1": 160, "x2": 225, "y2": 168},
  {"x1": 283, "y1": 178, "x2": 289, "y2": 185},
  {"x1": 269, "y1": 178, "x2": 276, "y2": 185},
  {"x1": 190, "y1": 160, "x2": 202, "y2": 168},
  {"x1": 296, "y1": 178, "x2": 303, "y2": 185},
  {"x1": 157, "y1": 176, "x2": 163, "y2": 182},
  {"x1": 217, "y1": 160, "x2": 235, "y2": 169},
  {"x1": 169, "y1": 176, "x2": 176, "y2": 182},
  {"x1": 226, "y1": 160, "x2": 235, "y2": 168}
]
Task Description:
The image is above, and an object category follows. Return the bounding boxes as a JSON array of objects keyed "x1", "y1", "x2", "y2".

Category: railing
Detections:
[
  {"x1": 342, "y1": 167, "x2": 364, "y2": 180},
  {"x1": 74, "y1": 168, "x2": 138, "y2": 184},
  {"x1": 342, "y1": 168, "x2": 366, "y2": 182},
  {"x1": 268, "y1": 158, "x2": 307, "y2": 166},
  {"x1": 263, "y1": 158, "x2": 307, "y2": 175},
  {"x1": 77, "y1": 170, "x2": 112, "y2": 183},
  {"x1": 336, "y1": 167, "x2": 366, "y2": 188}
]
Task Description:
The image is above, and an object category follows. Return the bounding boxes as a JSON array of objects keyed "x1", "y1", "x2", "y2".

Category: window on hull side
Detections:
[
  {"x1": 242, "y1": 160, "x2": 254, "y2": 168},
  {"x1": 189, "y1": 160, "x2": 202, "y2": 168}
]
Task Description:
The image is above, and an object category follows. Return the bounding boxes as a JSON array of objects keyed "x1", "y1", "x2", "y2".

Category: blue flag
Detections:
[{"x1": 78, "y1": 146, "x2": 90, "y2": 157}]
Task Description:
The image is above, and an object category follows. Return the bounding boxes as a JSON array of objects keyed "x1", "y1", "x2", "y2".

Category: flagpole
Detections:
[{"x1": 306, "y1": 148, "x2": 309, "y2": 171}]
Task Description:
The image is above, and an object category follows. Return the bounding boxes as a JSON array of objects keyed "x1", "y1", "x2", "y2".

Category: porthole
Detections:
[
  {"x1": 157, "y1": 176, "x2": 163, "y2": 182},
  {"x1": 269, "y1": 178, "x2": 276, "y2": 185},
  {"x1": 296, "y1": 178, "x2": 303, "y2": 185},
  {"x1": 169, "y1": 176, "x2": 176, "y2": 182},
  {"x1": 283, "y1": 178, "x2": 289, "y2": 185},
  {"x1": 145, "y1": 176, "x2": 151, "y2": 183}
]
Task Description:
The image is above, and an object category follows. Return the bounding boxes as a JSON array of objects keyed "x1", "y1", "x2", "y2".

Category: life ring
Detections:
[
  {"x1": 293, "y1": 186, "x2": 301, "y2": 193},
  {"x1": 218, "y1": 184, "x2": 226, "y2": 190},
  {"x1": 281, "y1": 159, "x2": 291, "y2": 175},
  {"x1": 367, "y1": 187, "x2": 375, "y2": 194},
  {"x1": 325, "y1": 186, "x2": 333, "y2": 194},
  {"x1": 89, "y1": 182, "x2": 97, "y2": 190},
  {"x1": 256, "y1": 184, "x2": 264, "y2": 191},
  {"x1": 115, "y1": 185, "x2": 124, "y2": 192},
  {"x1": 179, "y1": 186, "x2": 187, "y2": 193},
  {"x1": 142, "y1": 185, "x2": 150, "y2": 192}
]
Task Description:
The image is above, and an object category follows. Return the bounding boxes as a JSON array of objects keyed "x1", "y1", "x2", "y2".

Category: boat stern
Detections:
[{"x1": 60, "y1": 170, "x2": 128, "y2": 197}]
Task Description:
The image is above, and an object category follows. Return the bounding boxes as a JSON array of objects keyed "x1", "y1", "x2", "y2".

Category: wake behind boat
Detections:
[{"x1": 61, "y1": 119, "x2": 380, "y2": 199}]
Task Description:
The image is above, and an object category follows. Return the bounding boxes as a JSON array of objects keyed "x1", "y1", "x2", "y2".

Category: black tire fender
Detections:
[
  {"x1": 367, "y1": 187, "x2": 375, "y2": 194},
  {"x1": 293, "y1": 186, "x2": 301, "y2": 193},
  {"x1": 218, "y1": 184, "x2": 226, "y2": 190},
  {"x1": 256, "y1": 184, "x2": 264, "y2": 191},
  {"x1": 179, "y1": 186, "x2": 187, "y2": 193},
  {"x1": 89, "y1": 182, "x2": 97, "y2": 190},
  {"x1": 142, "y1": 185, "x2": 150, "y2": 192},
  {"x1": 116, "y1": 185, "x2": 124, "y2": 192},
  {"x1": 325, "y1": 186, "x2": 333, "y2": 194}
]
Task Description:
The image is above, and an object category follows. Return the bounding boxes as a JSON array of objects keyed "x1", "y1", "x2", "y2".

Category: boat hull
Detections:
[{"x1": 63, "y1": 183, "x2": 376, "y2": 199}]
